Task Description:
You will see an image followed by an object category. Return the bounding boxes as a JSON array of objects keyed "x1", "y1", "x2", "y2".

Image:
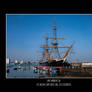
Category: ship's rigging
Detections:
[{"x1": 40, "y1": 19, "x2": 74, "y2": 63}]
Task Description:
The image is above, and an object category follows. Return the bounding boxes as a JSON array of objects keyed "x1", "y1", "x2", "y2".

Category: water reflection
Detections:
[{"x1": 6, "y1": 63, "x2": 92, "y2": 78}]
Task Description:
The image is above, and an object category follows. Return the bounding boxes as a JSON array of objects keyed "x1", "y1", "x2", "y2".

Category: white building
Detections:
[
  {"x1": 81, "y1": 62, "x2": 92, "y2": 68},
  {"x1": 6, "y1": 58, "x2": 9, "y2": 64},
  {"x1": 14, "y1": 60, "x2": 18, "y2": 64},
  {"x1": 20, "y1": 60, "x2": 24, "y2": 64}
]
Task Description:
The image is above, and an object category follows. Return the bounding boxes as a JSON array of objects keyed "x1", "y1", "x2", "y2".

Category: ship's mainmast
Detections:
[{"x1": 53, "y1": 19, "x2": 57, "y2": 59}]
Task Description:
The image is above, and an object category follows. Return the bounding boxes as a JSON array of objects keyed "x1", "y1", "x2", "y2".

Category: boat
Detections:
[
  {"x1": 39, "y1": 19, "x2": 73, "y2": 72},
  {"x1": 13, "y1": 66, "x2": 25, "y2": 71}
]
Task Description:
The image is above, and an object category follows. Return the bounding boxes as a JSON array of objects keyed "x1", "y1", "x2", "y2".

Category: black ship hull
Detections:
[{"x1": 40, "y1": 60, "x2": 71, "y2": 67}]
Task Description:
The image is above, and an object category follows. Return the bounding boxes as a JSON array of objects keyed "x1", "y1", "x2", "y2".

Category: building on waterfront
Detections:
[
  {"x1": 14, "y1": 60, "x2": 18, "y2": 64},
  {"x1": 6, "y1": 58, "x2": 9, "y2": 64},
  {"x1": 81, "y1": 62, "x2": 92, "y2": 68},
  {"x1": 71, "y1": 62, "x2": 92, "y2": 69},
  {"x1": 19, "y1": 60, "x2": 24, "y2": 64}
]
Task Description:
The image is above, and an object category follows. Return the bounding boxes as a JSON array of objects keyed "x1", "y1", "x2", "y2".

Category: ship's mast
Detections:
[
  {"x1": 39, "y1": 34, "x2": 49, "y2": 62},
  {"x1": 39, "y1": 48, "x2": 45, "y2": 63},
  {"x1": 45, "y1": 35, "x2": 49, "y2": 61},
  {"x1": 54, "y1": 19, "x2": 57, "y2": 60},
  {"x1": 40, "y1": 19, "x2": 73, "y2": 61}
]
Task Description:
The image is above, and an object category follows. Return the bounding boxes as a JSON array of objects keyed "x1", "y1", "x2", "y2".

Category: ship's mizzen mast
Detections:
[
  {"x1": 45, "y1": 35, "x2": 49, "y2": 61},
  {"x1": 40, "y1": 35, "x2": 49, "y2": 62},
  {"x1": 39, "y1": 48, "x2": 45, "y2": 62}
]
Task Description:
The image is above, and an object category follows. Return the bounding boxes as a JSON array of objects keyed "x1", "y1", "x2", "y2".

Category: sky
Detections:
[{"x1": 6, "y1": 14, "x2": 92, "y2": 62}]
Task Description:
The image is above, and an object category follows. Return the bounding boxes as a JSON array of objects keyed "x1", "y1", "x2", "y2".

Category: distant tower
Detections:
[{"x1": 6, "y1": 58, "x2": 9, "y2": 64}]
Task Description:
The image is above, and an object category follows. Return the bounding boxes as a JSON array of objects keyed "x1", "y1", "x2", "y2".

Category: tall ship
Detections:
[{"x1": 39, "y1": 19, "x2": 73, "y2": 72}]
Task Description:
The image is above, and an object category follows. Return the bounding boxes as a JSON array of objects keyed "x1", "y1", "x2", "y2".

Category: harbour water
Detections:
[
  {"x1": 6, "y1": 63, "x2": 41, "y2": 78},
  {"x1": 6, "y1": 63, "x2": 92, "y2": 78}
]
